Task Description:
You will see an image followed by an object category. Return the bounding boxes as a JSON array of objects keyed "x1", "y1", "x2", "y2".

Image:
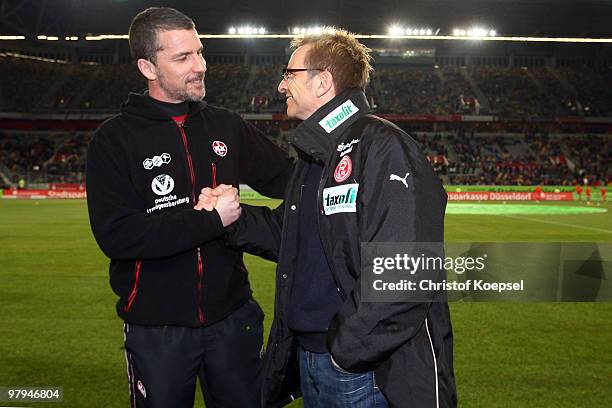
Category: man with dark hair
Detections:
[
  {"x1": 86, "y1": 7, "x2": 292, "y2": 408},
  {"x1": 201, "y1": 28, "x2": 456, "y2": 407},
  {"x1": 128, "y1": 7, "x2": 195, "y2": 63}
]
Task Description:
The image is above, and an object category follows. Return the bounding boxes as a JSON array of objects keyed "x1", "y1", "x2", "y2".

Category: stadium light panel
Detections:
[
  {"x1": 19, "y1": 29, "x2": 609, "y2": 43},
  {"x1": 223, "y1": 25, "x2": 268, "y2": 37},
  {"x1": 388, "y1": 24, "x2": 404, "y2": 36},
  {"x1": 388, "y1": 24, "x2": 436, "y2": 38},
  {"x1": 453, "y1": 26, "x2": 497, "y2": 37},
  {"x1": 0, "y1": 35, "x2": 25, "y2": 40},
  {"x1": 288, "y1": 26, "x2": 334, "y2": 36},
  {"x1": 85, "y1": 34, "x2": 128, "y2": 40}
]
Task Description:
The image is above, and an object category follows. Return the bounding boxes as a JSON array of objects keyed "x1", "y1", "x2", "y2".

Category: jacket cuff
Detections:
[{"x1": 190, "y1": 208, "x2": 225, "y2": 242}]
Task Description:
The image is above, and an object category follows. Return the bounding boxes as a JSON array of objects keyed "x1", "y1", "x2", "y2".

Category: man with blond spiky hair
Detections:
[{"x1": 199, "y1": 27, "x2": 457, "y2": 407}]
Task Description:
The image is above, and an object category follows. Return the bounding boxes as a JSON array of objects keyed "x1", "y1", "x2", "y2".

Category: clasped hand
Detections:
[{"x1": 194, "y1": 184, "x2": 241, "y2": 227}]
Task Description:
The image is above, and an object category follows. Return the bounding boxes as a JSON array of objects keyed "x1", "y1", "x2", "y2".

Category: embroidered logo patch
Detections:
[
  {"x1": 323, "y1": 183, "x2": 359, "y2": 215},
  {"x1": 143, "y1": 153, "x2": 171, "y2": 170},
  {"x1": 212, "y1": 141, "x2": 228, "y2": 157},
  {"x1": 137, "y1": 380, "x2": 147, "y2": 398},
  {"x1": 151, "y1": 174, "x2": 175, "y2": 196},
  {"x1": 337, "y1": 139, "x2": 360, "y2": 157},
  {"x1": 389, "y1": 172, "x2": 410, "y2": 189},
  {"x1": 334, "y1": 155, "x2": 353, "y2": 183}
]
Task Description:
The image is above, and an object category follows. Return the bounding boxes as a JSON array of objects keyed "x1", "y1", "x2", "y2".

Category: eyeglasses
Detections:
[{"x1": 281, "y1": 66, "x2": 324, "y2": 81}]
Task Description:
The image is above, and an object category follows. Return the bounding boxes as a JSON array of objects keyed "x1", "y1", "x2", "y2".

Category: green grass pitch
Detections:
[{"x1": 0, "y1": 199, "x2": 611, "y2": 407}]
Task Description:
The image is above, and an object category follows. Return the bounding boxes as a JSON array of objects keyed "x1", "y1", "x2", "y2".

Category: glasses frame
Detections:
[{"x1": 281, "y1": 66, "x2": 324, "y2": 81}]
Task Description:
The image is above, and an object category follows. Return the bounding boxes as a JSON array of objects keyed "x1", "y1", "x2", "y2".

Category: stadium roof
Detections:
[{"x1": 1, "y1": 0, "x2": 612, "y2": 38}]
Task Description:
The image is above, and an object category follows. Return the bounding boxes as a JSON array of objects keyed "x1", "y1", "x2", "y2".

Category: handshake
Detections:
[{"x1": 194, "y1": 184, "x2": 241, "y2": 227}]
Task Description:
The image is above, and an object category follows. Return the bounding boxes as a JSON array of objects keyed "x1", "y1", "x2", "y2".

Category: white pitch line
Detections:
[{"x1": 497, "y1": 214, "x2": 612, "y2": 235}]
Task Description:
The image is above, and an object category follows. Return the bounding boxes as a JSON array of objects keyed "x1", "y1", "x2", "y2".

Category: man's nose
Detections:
[
  {"x1": 194, "y1": 55, "x2": 206, "y2": 73},
  {"x1": 278, "y1": 78, "x2": 287, "y2": 94}
]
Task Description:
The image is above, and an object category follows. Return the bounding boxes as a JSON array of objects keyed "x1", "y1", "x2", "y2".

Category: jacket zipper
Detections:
[
  {"x1": 176, "y1": 118, "x2": 205, "y2": 324},
  {"x1": 211, "y1": 162, "x2": 217, "y2": 188},
  {"x1": 124, "y1": 260, "x2": 142, "y2": 311},
  {"x1": 315, "y1": 162, "x2": 346, "y2": 301}
]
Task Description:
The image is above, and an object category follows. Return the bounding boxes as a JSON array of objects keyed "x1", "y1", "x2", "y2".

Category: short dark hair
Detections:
[{"x1": 128, "y1": 7, "x2": 195, "y2": 63}]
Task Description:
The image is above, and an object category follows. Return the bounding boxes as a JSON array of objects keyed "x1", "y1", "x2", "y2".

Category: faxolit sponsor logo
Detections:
[{"x1": 318, "y1": 99, "x2": 359, "y2": 133}]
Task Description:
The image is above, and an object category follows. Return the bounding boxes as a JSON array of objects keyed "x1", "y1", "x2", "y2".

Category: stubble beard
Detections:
[{"x1": 159, "y1": 73, "x2": 206, "y2": 102}]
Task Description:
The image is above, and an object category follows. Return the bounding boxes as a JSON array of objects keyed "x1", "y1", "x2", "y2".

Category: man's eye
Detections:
[{"x1": 176, "y1": 56, "x2": 187, "y2": 61}]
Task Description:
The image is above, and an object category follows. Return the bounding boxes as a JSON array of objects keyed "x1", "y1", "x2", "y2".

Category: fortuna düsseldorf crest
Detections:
[
  {"x1": 212, "y1": 141, "x2": 228, "y2": 157},
  {"x1": 334, "y1": 155, "x2": 352, "y2": 183}
]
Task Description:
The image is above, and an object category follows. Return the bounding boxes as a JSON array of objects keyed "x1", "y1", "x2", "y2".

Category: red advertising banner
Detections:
[
  {"x1": 2, "y1": 189, "x2": 87, "y2": 199},
  {"x1": 49, "y1": 184, "x2": 85, "y2": 191},
  {"x1": 537, "y1": 192, "x2": 574, "y2": 201},
  {"x1": 448, "y1": 191, "x2": 574, "y2": 201}
]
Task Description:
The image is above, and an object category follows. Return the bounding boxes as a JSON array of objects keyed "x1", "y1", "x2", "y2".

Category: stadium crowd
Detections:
[
  {"x1": 0, "y1": 132, "x2": 90, "y2": 184},
  {"x1": 1, "y1": 56, "x2": 610, "y2": 188},
  {"x1": 1, "y1": 128, "x2": 608, "y2": 188},
  {"x1": 1, "y1": 56, "x2": 611, "y2": 118}
]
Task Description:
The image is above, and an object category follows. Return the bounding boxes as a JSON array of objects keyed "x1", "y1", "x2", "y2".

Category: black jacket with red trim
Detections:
[
  {"x1": 86, "y1": 92, "x2": 293, "y2": 327},
  {"x1": 230, "y1": 89, "x2": 457, "y2": 407}
]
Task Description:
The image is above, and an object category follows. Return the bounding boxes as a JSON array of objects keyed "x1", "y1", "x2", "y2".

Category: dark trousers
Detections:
[{"x1": 123, "y1": 298, "x2": 264, "y2": 408}]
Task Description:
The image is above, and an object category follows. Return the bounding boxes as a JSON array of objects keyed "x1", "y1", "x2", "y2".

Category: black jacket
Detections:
[
  {"x1": 231, "y1": 89, "x2": 457, "y2": 407},
  {"x1": 86, "y1": 92, "x2": 292, "y2": 327}
]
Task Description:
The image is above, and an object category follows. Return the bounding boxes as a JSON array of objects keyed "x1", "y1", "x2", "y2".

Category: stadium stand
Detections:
[
  {"x1": 0, "y1": 131, "x2": 90, "y2": 184},
  {"x1": 0, "y1": 55, "x2": 610, "y2": 188},
  {"x1": 1, "y1": 56, "x2": 611, "y2": 116},
  {"x1": 1, "y1": 128, "x2": 607, "y2": 187}
]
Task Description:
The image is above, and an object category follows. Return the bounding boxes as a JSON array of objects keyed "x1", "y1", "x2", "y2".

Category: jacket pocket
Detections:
[{"x1": 330, "y1": 354, "x2": 357, "y2": 375}]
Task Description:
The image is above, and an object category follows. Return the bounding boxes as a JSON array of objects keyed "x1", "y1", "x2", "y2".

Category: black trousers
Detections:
[{"x1": 123, "y1": 298, "x2": 264, "y2": 408}]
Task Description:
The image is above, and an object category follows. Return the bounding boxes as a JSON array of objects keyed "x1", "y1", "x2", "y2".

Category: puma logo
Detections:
[{"x1": 389, "y1": 172, "x2": 410, "y2": 189}]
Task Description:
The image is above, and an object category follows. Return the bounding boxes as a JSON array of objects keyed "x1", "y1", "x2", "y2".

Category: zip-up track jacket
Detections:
[
  {"x1": 86, "y1": 93, "x2": 293, "y2": 327},
  {"x1": 230, "y1": 89, "x2": 457, "y2": 407}
]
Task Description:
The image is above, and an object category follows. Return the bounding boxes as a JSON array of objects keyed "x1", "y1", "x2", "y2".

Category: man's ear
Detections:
[
  {"x1": 315, "y1": 70, "x2": 335, "y2": 98},
  {"x1": 137, "y1": 58, "x2": 157, "y2": 81}
]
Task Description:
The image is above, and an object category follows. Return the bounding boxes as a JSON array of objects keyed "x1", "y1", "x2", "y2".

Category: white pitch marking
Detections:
[{"x1": 497, "y1": 214, "x2": 612, "y2": 235}]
